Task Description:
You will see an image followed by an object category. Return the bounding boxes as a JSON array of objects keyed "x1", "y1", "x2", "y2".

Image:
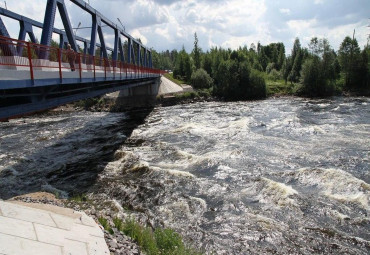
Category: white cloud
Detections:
[
  {"x1": 279, "y1": 8, "x2": 291, "y2": 15},
  {"x1": 129, "y1": 29, "x2": 148, "y2": 45},
  {"x1": 2, "y1": 0, "x2": 370, "y2": 53}
]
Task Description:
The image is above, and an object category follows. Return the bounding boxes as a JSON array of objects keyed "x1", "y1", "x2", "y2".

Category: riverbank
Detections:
[{"x1": 7, "y1": 191, "x2": 201, "y2": 255}]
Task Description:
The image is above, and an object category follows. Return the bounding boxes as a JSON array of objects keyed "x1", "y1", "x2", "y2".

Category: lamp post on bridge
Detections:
[
  {"x1": 75, "y1": 22, "x2": 81, "y2": 36},
  {"x1": 117, "y1": 18, "x2": 125, "y2": 31}
]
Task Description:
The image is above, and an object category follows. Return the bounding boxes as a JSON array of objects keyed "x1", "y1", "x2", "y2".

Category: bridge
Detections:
[{"x1": 0, "y1": 0, "x2": 164, "y2": 121}]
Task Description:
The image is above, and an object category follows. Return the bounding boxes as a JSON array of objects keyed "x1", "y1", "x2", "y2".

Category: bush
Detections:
[
  {"x1": 268, "y1": 69, "x2": 281, "y2": 81},
  {"x1": 191, "y1": 68, "x2": 213, "y2": 89}
]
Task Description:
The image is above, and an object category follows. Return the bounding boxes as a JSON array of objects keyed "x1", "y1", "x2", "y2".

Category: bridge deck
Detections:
[{"x1": 0, "y1": 36, "x2": 163, "y2": 120}]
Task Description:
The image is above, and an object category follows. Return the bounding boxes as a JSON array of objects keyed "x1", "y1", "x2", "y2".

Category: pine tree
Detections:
[{"x1": 192, "y1": 32, "x2": 201, "y2": 70}]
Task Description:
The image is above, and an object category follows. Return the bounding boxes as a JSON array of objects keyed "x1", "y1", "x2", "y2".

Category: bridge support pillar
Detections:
[{"x1": 105, "y1": 78, "x2": 160, "y2": 109}]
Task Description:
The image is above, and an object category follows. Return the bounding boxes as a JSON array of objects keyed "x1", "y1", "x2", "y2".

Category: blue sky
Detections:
[{"x1": 2, "y1": 0, "x2": 369, "y2": 54}]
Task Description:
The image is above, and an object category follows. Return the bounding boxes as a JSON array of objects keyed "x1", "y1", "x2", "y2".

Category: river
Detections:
[{"x1": 0, "y1": 97, "x2": 369, "y2": 254}]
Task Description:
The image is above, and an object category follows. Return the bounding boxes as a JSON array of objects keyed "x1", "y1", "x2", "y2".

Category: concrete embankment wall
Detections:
[
  {"x1": 104, "y1": 76, "x2": 188, "y2": 108},
  {"x1": 105, "y1": 77, "x2": 161, "y2": 108}
]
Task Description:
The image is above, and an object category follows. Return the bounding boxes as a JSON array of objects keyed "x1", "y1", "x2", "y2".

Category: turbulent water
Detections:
[{"x1": 0, "y1": 97, "x2": 369, "y2": 254}]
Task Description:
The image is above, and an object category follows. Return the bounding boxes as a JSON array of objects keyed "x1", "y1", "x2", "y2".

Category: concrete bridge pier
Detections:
[{"x1": 105, "y1": 77, "x2": 161, "y2": 109}]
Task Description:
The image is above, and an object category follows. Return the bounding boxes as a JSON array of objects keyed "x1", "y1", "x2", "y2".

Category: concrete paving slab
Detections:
[
  {"x1": 0, "y1": 201, "x2": 56, "y2": 227},
  {"x1": 0, "y1": 233, "x2": 62, "y2": 255},
  {"x1": 50, "y1": 213, "x2": 76, "y2": 230},
  {"x1": 0, "y1": 201, "x2": 109, "y2": 255},
  {"x1": 0, "y1": 216, "x2": 37, "y2": 240},
  {"x1": 87, "y1": 237, "x2": 111, "y2": 255},
  {"x1": 159, "y1": 76, "x2": 183, "y2": 95},
  {"x1": 79, "y1": 213, "x2": 97, "y2": 227},
  {"x1": 62, "y1": 239, "x2": 88, "y2": 255}
]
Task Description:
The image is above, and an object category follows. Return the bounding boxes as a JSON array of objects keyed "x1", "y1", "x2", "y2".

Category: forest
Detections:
[{"x1": 152, "y1": 33, "x2": 370, "y2": 99}]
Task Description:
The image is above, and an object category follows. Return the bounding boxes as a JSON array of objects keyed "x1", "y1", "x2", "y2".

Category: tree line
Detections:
[{"x1": 152, "y1": 33, "x2": 370, "y2": 99}]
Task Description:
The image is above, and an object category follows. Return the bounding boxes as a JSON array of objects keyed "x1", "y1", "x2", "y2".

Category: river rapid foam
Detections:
[{"x1": 0, "y1": 97, "x2": 369, "y2": 254}]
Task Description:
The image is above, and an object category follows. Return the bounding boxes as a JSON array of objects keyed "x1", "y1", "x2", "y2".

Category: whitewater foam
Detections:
[
  {"x1": 242, "y1": 177, "x2": 298, "y2": 207},
  {"x1": 296, "y1": 168, "x2": 370, "y2": 209}
]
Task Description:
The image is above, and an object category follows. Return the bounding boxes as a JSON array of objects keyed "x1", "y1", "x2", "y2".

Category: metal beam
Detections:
[
  {"x1": 56, "y1": 0, "x2": 77, "y2": 51},
  {"x1": 0, "y1": 16, "x2": 16, "y2": 56},
  {"x1": 118, "y1": 37, "x2": 124, "y2": 62},
  {"x1": 137, "y1": 44, "x2": 141, "y2": 67},
  {"x1": 40, "y1": 0, "x2": 57, "y2": 49},
  {"x1": 112, "y1": 29, "x2": 119, "y2": 61}
]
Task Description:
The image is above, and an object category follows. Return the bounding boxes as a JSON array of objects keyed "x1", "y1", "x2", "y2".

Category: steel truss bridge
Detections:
[{"x1": 0, "y1": 0, "x2": 163, "y2": 121}]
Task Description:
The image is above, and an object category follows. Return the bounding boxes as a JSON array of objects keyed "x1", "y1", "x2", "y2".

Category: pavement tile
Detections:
[
  {"x1": 0, "y1": 201, "x2": 56, "y2": 227},
  {"x1": 35, "y1": 223, "x2": 105, "y2": 245},
  {"x1": 50, "y1": 213, "x2": 75, "y2": 230},
  {"x1": 34, "y1": 224, "x2": 71, "y2": 246},
  {"x1": 70, "y1": 222, "x2": 104, "y2": 238},
  {"x1": 0, "y1": 215, "x2": 37, "y2": 240},
  {"x1": 62, "y1": 239, "x2": 88, "y2": 255},
  {"x1": 87, "y1": 236, "x2": 110, "y2": 255},
  {"x1": 0, "y1": 201, "x2": 109, "y2": 255},
  {"x1": 0, "y1": 232, "x2": 62, "y2": 255},
  {"x1": 79, "y1": 212, "x2": 97, "y2": 227}
]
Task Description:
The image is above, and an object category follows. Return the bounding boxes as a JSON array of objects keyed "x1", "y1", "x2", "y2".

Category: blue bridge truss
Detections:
[{"x1": 0, "y1": 0, "x2": 163, "y2": 121}]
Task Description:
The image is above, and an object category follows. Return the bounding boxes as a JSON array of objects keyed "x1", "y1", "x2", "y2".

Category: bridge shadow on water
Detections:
[{"x1": 0, "y1": 107, "x2": 154, "y2": 200}]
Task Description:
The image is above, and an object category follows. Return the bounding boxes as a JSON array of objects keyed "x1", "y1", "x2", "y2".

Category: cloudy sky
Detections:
[{"x1": 2, "y1": 0, "x2": 369, "y2": 54}]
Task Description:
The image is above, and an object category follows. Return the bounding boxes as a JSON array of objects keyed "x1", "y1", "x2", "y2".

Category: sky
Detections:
[{"x1": 1, "y1": 0, "x2": 369, "y2": 54}]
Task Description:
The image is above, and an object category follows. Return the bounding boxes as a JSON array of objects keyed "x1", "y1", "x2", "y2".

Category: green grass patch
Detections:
[
  {"x1": 266, "y1": 79, "x2": 296, "y2": 96},
  {"x1": 173, "y1": 88, "x2": 212, "y2": 101},
  {"x1": 68, "y1": 193, "x2": 88, "y2": 203},
  {"x1": 174, "y1": 91, "x2": 198, "y2": 100},
  {"x1": 113, "y1": 217, "x2": 124, "y2": 232},
  {"x1": 120, "y1": 218, "x2": 202, "y2": 255},
  {"x1": 164, "y1": 73, "x2": 186, "y2": 86},
  {"x1": 98, "y1": 217, "x2": 113, "y2": 234}
]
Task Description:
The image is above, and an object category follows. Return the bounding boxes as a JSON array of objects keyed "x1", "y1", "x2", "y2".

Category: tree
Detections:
[
  {"x1": 288, "y1": 38, "x2": 303, "y2": 83},
  {"x1": 300, "y1": 37, "x2": 339, "y2": 97},
  {"x1": 202, "y1": 52, "x2": 212, "y2": 75},
  {"x1": 338, "y1": 36, "x2": 362, "y2": 89},
  {"x1": 192, "y1": 32, "x2": 201, "y2": 70},
  {"x1": 191, "y1": 68, "x2": 213, "y2": 89}
]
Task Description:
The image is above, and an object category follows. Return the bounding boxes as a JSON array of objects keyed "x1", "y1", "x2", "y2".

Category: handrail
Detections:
[{"x1": 0, "y1": 35, "x2": 165, "y2": 85}]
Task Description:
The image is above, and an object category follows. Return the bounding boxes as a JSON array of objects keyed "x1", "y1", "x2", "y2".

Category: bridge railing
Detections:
[{"x1": 0, "y1": 35, "x2": 164, "y2": 86}]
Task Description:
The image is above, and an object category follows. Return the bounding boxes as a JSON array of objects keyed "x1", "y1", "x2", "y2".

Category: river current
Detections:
[{"x1": 0, "y1": 97, "x2": 369, "y2": 254}]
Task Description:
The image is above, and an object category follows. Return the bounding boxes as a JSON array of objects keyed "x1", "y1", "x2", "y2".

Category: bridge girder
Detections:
[{"x1": 0, "y1": 0, "x2": 153, "y2": 67}]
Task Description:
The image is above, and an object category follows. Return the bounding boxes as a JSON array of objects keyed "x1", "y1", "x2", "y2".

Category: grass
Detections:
[
  {"x1": 102, "y1": 216, "x2": 202, "y2": 255},
  {"x1": 98, "y1": 217, "x2": 114, "y2": 234},
  {"x1": 174, "y1": 89, "x2": 212, "y2": 101},
  {"x1": 68, "y1": 193, "x2": 88, "y2": 202},
  {"x1": 266, "y1": 79, "x2": 297, "y2": 96},
  {"x1": 163, "y1": 73, "x2": 187, "y2": 86}
]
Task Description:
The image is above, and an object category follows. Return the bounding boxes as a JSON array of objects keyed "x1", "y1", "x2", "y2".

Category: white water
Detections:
[{"x1": 0, "y1": 97, "x2": 369, "y2": 254}]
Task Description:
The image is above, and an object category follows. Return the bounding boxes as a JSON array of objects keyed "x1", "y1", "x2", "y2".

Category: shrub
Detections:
[
  {"x1": 191, "y1": 68, "x2": 213, "y2": 89},
  {"x1": 268, "y1": 69, "x2": 281, "y2": 81}
]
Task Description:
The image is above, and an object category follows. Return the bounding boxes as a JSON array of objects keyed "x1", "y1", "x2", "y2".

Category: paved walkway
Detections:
[
  {"x1": 0, "y1": 200, "x2": 109, "y2": 255},
  {"x1": 158, "y1": 76, "x2": 183, "y2": 95}
]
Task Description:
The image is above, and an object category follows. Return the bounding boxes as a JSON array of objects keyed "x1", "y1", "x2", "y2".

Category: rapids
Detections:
[{"x1": 0, "y1": 97, "x2": 369, "y2": 254}]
